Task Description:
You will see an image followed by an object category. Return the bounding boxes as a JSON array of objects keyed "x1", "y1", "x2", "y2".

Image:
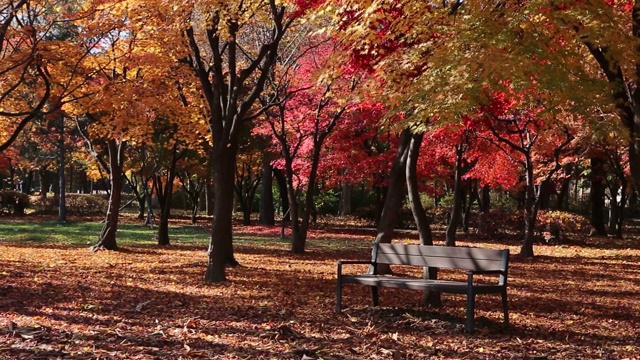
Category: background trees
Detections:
[{"x1": 2, "y1": 0, "x2": 640, "y2": 282}]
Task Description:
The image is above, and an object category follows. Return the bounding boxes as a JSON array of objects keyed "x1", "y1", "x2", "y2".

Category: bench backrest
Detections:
[{"x1": 373, "y1": 243, "x2": 509, "y2": 272}]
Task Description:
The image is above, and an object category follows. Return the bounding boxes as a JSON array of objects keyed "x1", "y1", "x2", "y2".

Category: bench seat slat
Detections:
[{"x1": 342, "y1": 274, "x2": 504, "y2": 294}]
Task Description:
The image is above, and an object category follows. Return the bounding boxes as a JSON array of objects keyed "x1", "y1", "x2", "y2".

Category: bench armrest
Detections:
[
  {"x1": 466, "y1": 270, "x2": 507, "y2": 286},
  {"x1": 337, "y1": 260, "x2": 374, "y2": 277}
]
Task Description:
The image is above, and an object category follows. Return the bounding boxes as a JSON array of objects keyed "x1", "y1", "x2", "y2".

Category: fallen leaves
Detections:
[{"x1": 0, "y1": 220, "x2": 639, "y2": 359}]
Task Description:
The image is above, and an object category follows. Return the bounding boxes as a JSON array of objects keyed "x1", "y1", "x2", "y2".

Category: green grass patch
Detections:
[{"x1": 0, "y1": 220, "x2": 211, "y2": 246}]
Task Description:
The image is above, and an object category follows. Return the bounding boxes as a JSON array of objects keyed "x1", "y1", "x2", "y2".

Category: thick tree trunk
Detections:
[
  {"x1": 589, "y1": 157, "x2": 607, "y2": 236},
  {"x1": 205, "y1": 144, "x2": 239, "y2": 283},
  {"x1": 259, "y1": 159, "x2": 275, "y2": 225},
  {"x1": 538, "y1": 180, "x2": 551, "y2": 210},
  {"x1": 93, "y1": 140, "x2": 125, "y2": 251},
  {"x1": 445, "y1": 145, "x2": 465, "y2": 247},
  {"x1": 479, "y1": 184, "x2": 490, "y2": 212},
  {"x1": 339, "y1": 181, "x2": 352, "y2": 216}
]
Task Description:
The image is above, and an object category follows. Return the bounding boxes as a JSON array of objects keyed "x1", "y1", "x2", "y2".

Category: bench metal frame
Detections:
[{"x1": 336, "y1": 243, "x2": 509, "y2": 333}]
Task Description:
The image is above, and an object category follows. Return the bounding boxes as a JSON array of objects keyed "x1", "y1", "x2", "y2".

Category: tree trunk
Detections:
[
  {"x1": 520, "y1": 156, "x2": 537, "y2": 257},
  {"x1": 462, "y1": 180, "x2": 477, "y2": 233},
  {"x1": 406, "y1": 132, "x2": 432, "y2": 245},
  {"x1": 204, "y1": 178, "x2": 215, "y2": 216},
  {"x1": 445, "y1": 145, "x2": 465, "y2": 247},
  {"x1": 589, "y1": 157, "x2": 607, "y2": 236},
  {"x1": 339, "y1": 181, "x2": 352, "y2": 216},
  {"x1": 155, "y1": 146, "x2": 178, "y2": 246},
  {"x1": 259, "y1": 158, "x2": 275, "y2": 225},
  {"x1": 405, "y1": 131, "x2": 440, "y2": 306},
  {"x1": 274, "y1": 168, "x2": 290, "y2": 220},
  {"x1": 23, "y1": 170, "x2": 34, "y2": 195},
  {"x1": 205, "y1": 143, "x2": 239, "y2": 283},
  {"x1": 616, "y1": 180, "x2": 627, "y2": 239},
  {"x1": 555, "y1": 164, "x2": 573, "y2": 211},
  {"x1": 291, "y1": 135, "x2": 327, "y2": 254},
  {"x1": 93, "y1": 140, "x2": 125, "y2": 251},
  {"x1": 375, "y1": 129, "x2": 411, "y2": 245},
  {"x1": 608, "y1": 185, "x2": 619, "y2": 236},
  {"x1": 538, "y1": 180, "x2": 552, "y2": 210},
  {"x1": 373, "y1": 129, "x2": 411, "y2": 274},
  {"x1": 57, "y1": 117, "x2": 67, "y2": 223}
]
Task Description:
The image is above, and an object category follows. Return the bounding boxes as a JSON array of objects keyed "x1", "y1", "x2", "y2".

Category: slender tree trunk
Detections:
[
  {"x1": 274, "y1": 169, "x2": 289, "y2": 220},
  {"x1": 405, "y1": 132, "x2": 440, "y2": 306},
  {"x1": 93, "y1": 140, "x2": 125, "y2": 251},
  {"x1": 39, "y1": 169, "x2": 48, "y2": 200},
  {"x1": 406, "y1": 132, "x2": 431, "y2": 245},
  {"x1": 57, "y1": 117, "x2": 67, "y2": 223},
  {"x1": 589, "y1": 157, "x2": 607, "y2": 236},
  {"x1": 155, "y1": 146, "x2": 179, "y2": 246},
  {"x1": 375, "y1": 129, "x2": 411, "y2": 245},
  {"x1": 616, "y1": 180, "x2": 627, "y2": 239},
  {"x1": 445, "y1": 145, "x2": 465, "y2": 247},
  {"x1": 291, "y1": 140, "x2": 325, "y2": 254},
  {"x1": 156, "y1": 181, "x2": 172, "y2": 246},
  {"x1": 259, "y1": 158, "x2": 275, "y2": 225},
  {"x1": 521, "y1": 156, "x2": 537, "y2": 257}
]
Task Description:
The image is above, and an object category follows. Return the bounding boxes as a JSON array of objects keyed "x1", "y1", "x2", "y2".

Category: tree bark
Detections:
[
  {"x1": 405, "y1": 131, "x2": 440, "y2": 306},
  {"x1": 155, "y1": 145, "x2": 179, "y2": 246},
  {"x1": 274, "y1": 168, "x2": 290, "y2": 220},
  {"x1": 521, "y1": 155, "x2": 537, "y2": 257},
  {"x1": 57, "y1": 117, "x2": 67, "y2": 223},
  {"x1": 445, "y1": 145, "x2": 465, "y2": 247},
  {"x1": 93, "y1": 140, "x2": 125, "y2": 251},
  {"x1": 589, "y1": 157, "x2": 607, "y2": 236},
  {"x1": 339, "y1": 181, "x2": 352, "y2": 216},
  {"x1": 259, "y1": 158, "x2": 275, "y2": 225},
  {"x1": 375, "y1": 129, "x2": 412, "y2": 245},
  {"x1": 205, "y1": 142, "x2": 240, "y2": 282}
]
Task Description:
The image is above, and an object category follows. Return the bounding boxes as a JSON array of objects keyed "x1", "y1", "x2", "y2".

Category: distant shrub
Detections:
[
  {"x1": 31, "y1": 194, "x2": 108, "y2": 215},
  {"x1": 537, "y1": 210, "x2": 589, "y2": 243},
  {"x1": 0, "y1": 190, "x2": 29, "y2": 215}
]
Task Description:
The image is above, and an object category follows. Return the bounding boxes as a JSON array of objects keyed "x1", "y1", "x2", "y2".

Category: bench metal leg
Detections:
[
  {"x1": 501, "y1": 289, "x2": 509, "y2": 328},
  {"x1": 370, "y1": 286, "x2": 379, "y2": 306},
  {"x1": 466, "y1": 292, "x2": 475, "y2": 333}
]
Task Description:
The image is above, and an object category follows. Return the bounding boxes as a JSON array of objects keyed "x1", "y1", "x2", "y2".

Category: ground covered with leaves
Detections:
[{"x1": 1, "y1": 216, "x2": 639, "y2": 359}]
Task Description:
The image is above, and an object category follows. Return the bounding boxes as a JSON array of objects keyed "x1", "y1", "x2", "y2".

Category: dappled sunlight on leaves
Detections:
[{"x1": 0, "y1": 220, "x2": 639, "y2": 359}]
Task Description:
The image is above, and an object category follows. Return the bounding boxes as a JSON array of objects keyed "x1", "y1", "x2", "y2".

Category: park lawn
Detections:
[{"x1": 0, "y1": 217, "x2": 639, "y2": 359}]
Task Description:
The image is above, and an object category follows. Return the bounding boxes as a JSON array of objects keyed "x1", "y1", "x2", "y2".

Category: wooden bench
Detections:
[{"x1": 336, "y1": 243, "x2": 509, "y2": 333}]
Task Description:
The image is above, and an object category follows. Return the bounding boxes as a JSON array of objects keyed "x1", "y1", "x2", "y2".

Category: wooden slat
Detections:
[{"x1": 374, "y1": 244, "x2": 507, "y2": 271}]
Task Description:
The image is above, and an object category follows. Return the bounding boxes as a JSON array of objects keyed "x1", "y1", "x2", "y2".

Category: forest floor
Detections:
[{"x1": 0, "y1": 214, "x2": 639, "y2": 359}]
